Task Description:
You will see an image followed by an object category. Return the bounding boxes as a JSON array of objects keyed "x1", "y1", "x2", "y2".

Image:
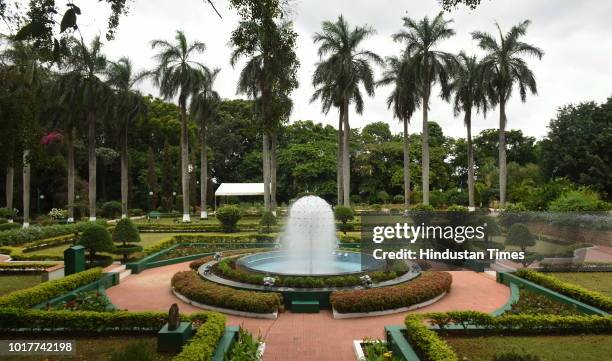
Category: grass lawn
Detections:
[
  {"x1": 0, "y1": 336, "x2": 172, "y2": 361},
  {"x1": 0, "y1": 274, "x2": 41, "y2": 296},
  {"x1": 445, "y1": 334, "x2": 612, "y2": 361},
  {"x1": 548, "y1": 272, "x2": 612, "y2": 297},
  {"x1": 493, "y1": 237, "x2": 570, "y2": 256}
]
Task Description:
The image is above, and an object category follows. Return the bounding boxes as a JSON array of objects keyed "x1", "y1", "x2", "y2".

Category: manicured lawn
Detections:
[
  {"x1": 0, "y1": 336, "x2": 172, "y2": 361},
  {"x1": 0, "y1": 274, "x2": 41, "y2": 296},
  {"x1": 548, "y1": 272, "x2": 612, "y2": 297},
  {"x1": 493, "y1": 237, "x2": 570, "y2": 256},
  {"x1": 445, "y1": 335, "x2": 612, "y2": 361}
]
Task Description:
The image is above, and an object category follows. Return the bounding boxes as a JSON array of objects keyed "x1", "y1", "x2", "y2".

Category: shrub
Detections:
[
  {"x1": 109, "y1": 342, "x2": 154, "y2": 361},
  {"x1": 48, "y1": 208, "x2": 68, "y2": 220},
  {"x1": 0, "y1": 220, "x2": 107, "y2": 247},
  {"x1": 515, "y1": 269, "x2": 612, "y2": 313},
  {"x1": 393, "y1": 194, "x2": 404, "y2": 203},
  {"x1": 224, "y1": 327, "x2": 262, "y2": 361},
  {"x1": 57, "y1": 290, "x2": 113, "y2": 312},
  {"x1": 404, "y1": 314, "x2": 458, "y2": 361},
  {"x1": 377, "y1": 191, "x2": 390, "y2": 204},
  {"x1": 216, "y1": 206, "x2": 242, "y2": 232},
  {"x1": 492, "y1": 352, "x2": 540, "y2": 361},
  {"x1": 0, "y1": 208, "x2": 18, "y2": 219},
  {"x1": 330, "y1": 272, "x2": 452, "y2": 313},
  {"x1": 0, "y1": 267, "x2": 103, "y2": 308},
  {"x1": 334, "y1": 206, "x2": 354, "y2": 235},
  {"x1": 259, "y1": 211, "x2": 277, "y2": 233},
  {"x1": 548, "y1": 189, "x2": 610, "y2": 212},
  {"x1": 112, "y1": 219, "x2": 141, "y2": 263},
  {"x1": 0, "y1": 223, "x2": 21, "y2": 231},
  {"x1": 172, "y1": 271, "x2": 281, "y2": 313},
  {"x1": 505, "y1": 223, "x2": 535, "y2": 252},
  {"x1": 78, "y1": 223, "x2": 114, "y2": 263},
  {"x1": 129, "y1": 208, "x2": 144, "y2": 216},
  {"x1": 102, "y1": 201, "x2": 123, "y2": 218},
  {"x1": 172, "y1": 312, "x2": 226, "y2": 361}
]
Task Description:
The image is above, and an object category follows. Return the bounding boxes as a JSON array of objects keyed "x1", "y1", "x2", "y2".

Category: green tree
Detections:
[
  {"x1": 150, "y1": 30, "x2": 210, "y2": 222},
  {"x1": 259, "y1": 210, "x2": 277, "y2": 233},
  {"x1": 506, "y1": 223, "x2": 535, "y2": 265},
  {"x1": 59, "y1": 36, "x2": 110, "y2": 221},
  {"x1": 334, "y1": 205, "x2": 354, "y2": 234},
  {"x1": 216, "y1": 205, "x2": 242, "y2": 233},
  {"x1": 473, "y1": 20, "x2": 543, "y2": 207},
  {"x1": 378, "y1": 54, "x2": 420, "y2": 210},
  {"x1": 190, "y1": 68, "x2": 220, "y2": 219},
  {"x1": 78, "y1": 223, "x2": 114, "y2": 263},
  {"x1": 312, "y1": 15, "x2": 382, "y2": 206},
  {"x1": 450, "y1": 52, "x2": 488, "y2": 209},
  {"x1": 105, "y1": 57, "x2": 148, "y2": 218},
  {"x1": 393, "y1": 12, "x2": 456, "y2": 205},
  {"x1": 112, "y1": 218, "x2": 141, "y2": 263}
]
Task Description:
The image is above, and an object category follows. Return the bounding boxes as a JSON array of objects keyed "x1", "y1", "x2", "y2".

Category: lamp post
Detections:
[
  {"x1": 172, "y1": 191, "x2": 177, "y2": 212},
  {"x1": 149, "y1": 191, "x2": 154, "y2": 212},
  {"x1": 37, "y1": 190, "x2": 45, "y2": 215}
]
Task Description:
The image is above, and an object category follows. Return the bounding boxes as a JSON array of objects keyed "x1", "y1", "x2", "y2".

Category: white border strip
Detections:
[
  {"x1": 332, "y1": 292, "x2": 447, "y2": 319},
  {"x1": 172, "y1": 288, "x2": 278, "y2": 319},
  {"x1": 353, "y1": 340, "x2": 366, "y2": 360}
]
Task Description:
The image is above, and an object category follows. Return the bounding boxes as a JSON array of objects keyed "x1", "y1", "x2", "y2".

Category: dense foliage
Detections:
[
  {"x1": 216, "y1": 205, "x2": 242, "y2": 232},
  {"x1": 171, "y1": 312, "x2": 226, "y2": 361}
]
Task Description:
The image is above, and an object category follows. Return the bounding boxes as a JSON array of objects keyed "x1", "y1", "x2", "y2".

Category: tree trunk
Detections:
[
  {"x1": 403, "y1": 118, "x2": 411, "y2": 211},
  {"x1": 200, "y1": 117, "x2": 208, "y2": 219},
  {"x1": 262, "y1": 133, "x2": 271, "y2": 211},
  {"x1": 180, "y1": 104, "x2": 191, "y2": 222},
  {"x1": 337, "y1": 107, "x2": 344, "y2": 205},
  {"x1": 421, "y1": 85, "x2": 430, "y2": 205},
  {"x1": 67, "y1": 127, "x2": 76, "y2": 222},
  {"x1": 499, "y1": 98, "x2": 507, "y2": 208},
  {"x1": 120, "y1": 124, "x2": 129, "y2": 219},
  {"x1": 466, "y1": 110, "x2": 475, "y2": 211},
  {"x1": 270, "y1": 132, "x2": 277, "y2": 212},
  {"x1": 87, "y1": 110, "x2": 97, "y2": 221},
  {"x1": 5, "y1": 165, "x2": 14, "y2": 222},
  {"x1": 22, "y1": 150, "x2": 30, "y2": 228},
  {"x1": 342, "y1": 100, "x2": 350, "y2": 206}
]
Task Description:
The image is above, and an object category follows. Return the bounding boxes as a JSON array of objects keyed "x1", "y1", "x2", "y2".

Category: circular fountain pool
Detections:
[{"x1": 236, "y1": 250, "x2": 384, "y2": 276}]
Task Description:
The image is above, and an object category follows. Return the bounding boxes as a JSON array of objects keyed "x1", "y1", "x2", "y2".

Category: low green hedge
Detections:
[
  {"x1": 0, "y1": 268, "x2": 104, "y2": 309},
  {"x1": 172, "y1": 312, "x2": 226, "y2": 361},
  {"x1": 172, "y1": 271, "x2": 281, "y2": 314},
  {"x1": 515, "y1": 269, "x2": 612, "y2": 313},
  {"x1": 21, "y1": 234, "x2": 76, "y2": 253},
  {"x1": 404, "y1": 314, "x2": 457, "y2": 361},
  {"x1": 330, "y1": 271, "x2": 452, "y2": 313},
  {"x1": 0, "y1": 262, "x2": 58, "y2": 270},
  {"x1": 143, "y1": 234, "x2": 275, "y2": 256},
  {"x1": 0, "y1": 220, "x2": 107, "y2": 247},
  {"x1": 0, "y1": 308, "x2": 224, "y2": 335}
]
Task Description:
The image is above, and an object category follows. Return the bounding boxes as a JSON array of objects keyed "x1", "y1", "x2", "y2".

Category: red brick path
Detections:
[{"x1": 106, "y1": 262, "x2": 510, "y2": 361}]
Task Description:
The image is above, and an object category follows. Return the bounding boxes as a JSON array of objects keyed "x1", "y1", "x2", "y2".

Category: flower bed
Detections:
[
  {"x1": 505, "y1": 289, "x2": 581, "y2": 316},
  {"x1": 0, "y1": 268, "x2": 104, "y2": 309},
  {"x1": 171, "y1": 271, "x2": 282, "y2": 314},
  {"x1": 330, "y1": 271, "x2": 452, "y2": 313},
  {"x1": 515, "y1": 269, "x2": 612, "y2": 312}
]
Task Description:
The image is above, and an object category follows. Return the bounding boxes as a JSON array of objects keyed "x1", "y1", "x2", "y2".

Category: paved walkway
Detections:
[{"x1": 106, "y1": 262, "x2": 510, "y2": 361}]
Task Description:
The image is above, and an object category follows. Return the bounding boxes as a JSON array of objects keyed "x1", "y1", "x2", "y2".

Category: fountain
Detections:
[{"x1": 236, "y1": 195, "x2": 381, "y2": 276}]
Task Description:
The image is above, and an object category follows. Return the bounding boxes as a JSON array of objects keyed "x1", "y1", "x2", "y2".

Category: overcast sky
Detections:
[{"x1": 54, "y1": 0, "x2": 612, "y2": 138}]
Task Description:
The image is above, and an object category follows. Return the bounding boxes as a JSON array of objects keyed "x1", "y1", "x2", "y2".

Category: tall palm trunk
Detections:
[
  {"x1": 403, "y1": 118, "x2": 411, "y2": 211},
  {"x1": 120, "y1": 124, "x2": 129, "y2": 219},
  {"x1": 342, "y1": 99, "x2": 350, "y2": 206},
  {"x1": 22, "y1": 150, "x2": 30, "y2": 228},
  {"x1": 180, "y1": 104, "x2": 191, "y2": 222},
  {"x1": 200, "y1": 117, "x2": 208, "y2": 219},
  {"x1": 270, "y1": 132, "x2": 277, "y2": 212},
  {"x1": 337, "y1": 107, "x2": 344, "y2": 205},
  {"x1": 5, "y1": 165, "x2": 14, "y2": 222},
  {"x1": 498, "y1": 97, "x2": 507, "y2": 208},
  {"x1": 465, "y1": 110, "x2": 475, "y2": 210},
  {"x1": 421, "y1": 84, "x2": 430, "y2": 205},
  {"x1": 262, "y1": 133, "x2": 271, "y2": 211},
  {"x1": 87, "y1": 110, "x2": 97, "y2": 221},
  {"x1": 67, "y1": 127, "x2": 76, "y2": 222}
]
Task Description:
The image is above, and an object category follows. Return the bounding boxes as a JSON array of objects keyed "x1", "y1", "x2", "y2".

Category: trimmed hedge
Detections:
[
  {"x1": 172, "y1": 271, "x2": 281, "y2": 314},
  {"x1": 172, "y1": 312, "x2": 226, "y2": 361},
  {"x1": 0, "y1": 268, "x2": 104, "y2": 309},
  {"x1": 330, "y1": 272, "x2": 452, "y2": 313},
  {"x1": 0, "y1": 262, "x2": 58, "y2": 270},
  {"x1": 515, "y1": 269, "x2": 612, "y2": 313},
  {"x1": 0, "y1": 308, "x2": 224, "y2": 335},
  {"x1": 0, "y1": 220, "x2": 107, "y2": 247},
  {"x1": 142, "y1": 234, "x2": 275, "y2": 256},
  {"x1": 404, "y1": 314, "x2": 457, "y2": 361}
]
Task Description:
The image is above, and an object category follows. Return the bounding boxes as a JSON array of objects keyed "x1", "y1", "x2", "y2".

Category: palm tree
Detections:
[
  {"x1": 106, "y1": 57, "x2": 148, "y2": 218},
  {"x1": 190, "y1": 68, "x2": 220, "y2": 219},
  {"x1": 472, "y1": 20, "x2": 543, "y2": 207},
  {"x1": 150, "y1": 30, "x2": 209, "y2": 222},
  {"x1": 378, "y1": 54, "x2": 421, "y2": 210},
  {"x1": 450, "y1": 52, "x2": 488, "y2": 210},
  {"x1": 393, "y1": 12, "x2": 456, "y2": 205},
  {"x1": 59, "y1": 36, "x2": 109, "y2": 221},
  {"x1": 312, "y1": 15, "x2": 382, "y2": 206}
]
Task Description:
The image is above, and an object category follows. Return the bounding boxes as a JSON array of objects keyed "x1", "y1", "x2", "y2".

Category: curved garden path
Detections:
[{"x1": 106, "y1": 262, "x2": 510, "y2": 361}]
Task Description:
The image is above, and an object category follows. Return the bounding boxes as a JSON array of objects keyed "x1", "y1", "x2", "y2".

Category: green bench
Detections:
[{"x1": 291, "y1": 300, "x2": 319, "y2": 313}]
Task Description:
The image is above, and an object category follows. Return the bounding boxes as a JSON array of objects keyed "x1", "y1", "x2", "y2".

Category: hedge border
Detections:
[{"x1": 172, "y1": 312, "x2": 227, "y2": 361}]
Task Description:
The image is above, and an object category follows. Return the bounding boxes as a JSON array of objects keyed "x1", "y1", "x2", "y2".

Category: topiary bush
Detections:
[
  {"x1": 334, "y1": 206, "x2": 354, "y2": 235},
  {"x1": 393, "y1": 194, "x2": 404, "y2": 204},
  {"x1": 259, "y1": 211, "x2": 277, "y2": 233},
  {"x1": 216, "y1": 205, "x2": 242, "y2": 233},
  {"x1": 101, "y1": 201, "x2": 122, "y2": 219},
  {"x1": 506, "y1": 223, "x2": 535, "y2": 253},
  {"x1": 112, "y1": 218, "x2": 142, "y2": 263},
  {"x1": 78, "y1": 223, "x2": 114, "y2": 263}
]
